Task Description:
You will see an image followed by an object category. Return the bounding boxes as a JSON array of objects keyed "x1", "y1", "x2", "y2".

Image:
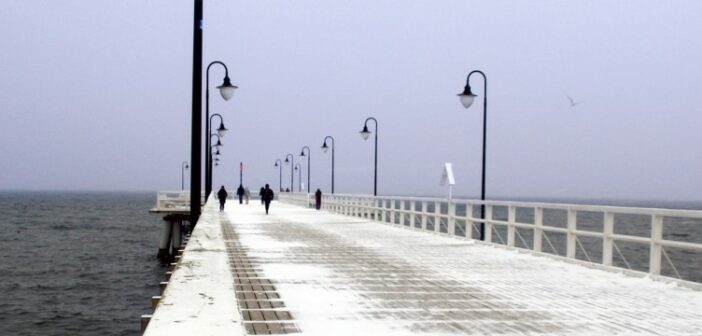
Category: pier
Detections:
[{"x1": 143, "y1": 193, "x2": 702, "y2": 335}]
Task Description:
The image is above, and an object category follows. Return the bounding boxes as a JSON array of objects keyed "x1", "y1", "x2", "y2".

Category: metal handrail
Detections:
[{"x1": 280, "y1": 193, "x2": 702, "y2": 282}]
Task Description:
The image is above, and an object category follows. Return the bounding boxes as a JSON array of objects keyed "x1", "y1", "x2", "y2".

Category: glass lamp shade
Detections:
[
  {"x1": 360, "y1": 126, "x2": 371, "y2": 140},
  {"x1": 321, "y1": 143, "x2": 329, "y2": 153},
  {"x1": 217, "y1": 77, "x2": 237, "y2": 101},
  {"x1": 217, "y1": 123, "x2": 228, "y2": 137},
  {"x1": 458, "y1": 84, "x2": 477, "y2": 109},
  {"x1": 274, "y1": 162, "x2": 279, "y2": 167}
]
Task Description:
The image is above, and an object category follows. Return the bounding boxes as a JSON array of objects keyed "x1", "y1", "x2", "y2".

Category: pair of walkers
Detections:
[{"x1": 217, "y1": 184, "x2": 275, "y2": 214}]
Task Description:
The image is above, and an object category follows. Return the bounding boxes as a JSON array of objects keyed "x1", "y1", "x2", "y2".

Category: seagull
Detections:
[{"x1": 567, "y1": 95, "x2": 582, "y2": 107}]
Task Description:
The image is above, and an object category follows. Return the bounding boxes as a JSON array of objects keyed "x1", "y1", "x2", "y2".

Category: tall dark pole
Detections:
[
  {"x1": 300, "y1": 146, "x2": 311, "y2": 193},
  {"x1": 274, "y1": 159, "x2": 282, "y2": 192},
  {"x1": 322, "y1": 136, "x2": 335, "y2": 194},
  {"x1": 205, "y1": 61, "x2": 231, "y2": 199},
  {"x1": 360, "y1": 117, "x2": 379, "y2": 196},
  {"x1": 189, "y1": 0, "x2": 203, "y2": 225},
  {"x1": 239, "y1": 162, "x2": 243, "y2": 186},
  {"x1": 295, "y1": 164, "x2": 302, "y2": 191},
  {"x1": 181, "y1": 161, "x2": 189, "y2": 190},
  {"x1": 458, "y1": 70, "x2": 487, "y2": 241},
  {"x1": 285, "y1": 154, "x2": 294, "y2": 192}
]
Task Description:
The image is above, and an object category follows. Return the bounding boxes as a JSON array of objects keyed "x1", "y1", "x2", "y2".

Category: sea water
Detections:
[{"x1": 0, "y1": 191, "x2": 164, "y2": 336}]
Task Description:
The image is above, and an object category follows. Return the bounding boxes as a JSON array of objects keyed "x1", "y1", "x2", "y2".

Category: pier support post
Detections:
[
  {"x1": 649, "y1": 214, "x2": 663, "y2": 275},
  {"x1": 157, "y1": 220, "x2": 173, "y2": 261},
  {"x1": 603, "y1": 212, "x2": 614, "y2": 266},
  {"x1": 507, "y1": 206, "x2": 516, "y2": 247}
]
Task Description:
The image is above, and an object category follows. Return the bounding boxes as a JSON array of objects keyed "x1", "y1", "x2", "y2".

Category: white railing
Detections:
[
  {"x1": 278, "y1": 192, "x2": 312, "y2": 208},
  {"x1": 280, "y1": 193, "x2": 702, "y2": 284},
  {"x1": 154, "y1": 191, "x2": 205, "y2": 211}
]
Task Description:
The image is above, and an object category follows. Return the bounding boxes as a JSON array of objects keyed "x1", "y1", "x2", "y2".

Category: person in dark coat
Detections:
[
  {"x1": 217, "y1": 186, "x2": 228, "y2": 212},
  {"x1": 259, "y1": 187, "x2": 265, "y2": 204},
  {"x1": 236, "y1": 184, "x2": 245, "y2": 204},
  {"x1": 315, "y1": 189, "x2": 322, "y2": 210},
  {"x1": 262, "y1": 184, "x2": 275, "y2": 215}
]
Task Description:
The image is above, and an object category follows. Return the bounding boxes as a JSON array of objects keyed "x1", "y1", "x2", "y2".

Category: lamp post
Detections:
[
  {"x1": 299, "y1": 146, "x2": 311, "y2": 193},
  {"x1": 181, "y1": 161, "x2": 189, "y2": 190},
  {"x1": 274, "y1": 159, "x2": 282, "y2": 192},
  {"x1": 457, "y1": 70, "x2": 488, "y2": 241},
  {"x1": 204, "y1": 61, "x2": 236, "y2": 199},
  {"x1": 359, "y1": 117, "x2": 379, "y2": 196},
  {"x1": 321, "y1": 136, "x2": 335, "y2": 194},
  {"x1": 294, "y1": 163, "x2": 302, "y2": 192},
  {"x1": 206, "y1": 113, "x2": 228, "y2": 196},
  {"x1": 209, "y1": 134, "x2": 223, "y2": 191},
  {"x1": 284, "y1": 154, "x2": 294, "y2": 192}
]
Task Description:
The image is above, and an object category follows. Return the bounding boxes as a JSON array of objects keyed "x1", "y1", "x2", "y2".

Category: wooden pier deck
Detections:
[{"x1": 144, "y1": 199, "x2": 702, "y2": 335}]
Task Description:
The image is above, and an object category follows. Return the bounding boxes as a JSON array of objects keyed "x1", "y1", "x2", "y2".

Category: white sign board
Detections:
[{"x1": 440, "y1": 163, "x2": 456, "y2": 186}]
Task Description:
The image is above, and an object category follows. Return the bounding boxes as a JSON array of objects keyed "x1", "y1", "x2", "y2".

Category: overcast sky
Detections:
[{"x1": 1, "y1": 0, "x2": 700, "y2": 201}]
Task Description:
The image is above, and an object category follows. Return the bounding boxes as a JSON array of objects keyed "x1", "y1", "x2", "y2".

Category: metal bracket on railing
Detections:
[
  {"x1": 613, "y1": 242, "x2": 633, "y2": 270},
  {"x1": 575, "y1": 237, "x2": 593, "y2": 262},
  {"x1": 661, "y1": 247, "x2": 682, "y2": 279}
]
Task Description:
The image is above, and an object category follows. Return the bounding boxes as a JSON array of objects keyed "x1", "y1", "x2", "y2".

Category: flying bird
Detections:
[{"x1": 567, "y1": 95, "x2": 582, "y2": 107}]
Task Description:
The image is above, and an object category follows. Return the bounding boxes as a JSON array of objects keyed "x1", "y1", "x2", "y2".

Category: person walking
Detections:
[
  {"x1": 217, "y1": 186, "x2": 228, "y2": 212},
  {"x1": 236, "y1": 184, "x2": 245, "y2": 204},
  {"x1": 315, "y1": 188, "x2": 322, "y2": 210},
  {"x1": 262, "y1": 184, "x2": 275, "y2": 215},
  {"x1": 244, "y1": 187, "x2": 250, "y2": 204},
  {"x1": 259, "y1": 187, "x2": 265, "y2": 204}
]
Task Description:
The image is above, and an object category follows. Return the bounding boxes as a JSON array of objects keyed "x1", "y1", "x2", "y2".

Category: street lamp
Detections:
[
  {"x1": 294, "y1": 163, "x2": 302, "y2": 192},
  {"x1": 204, "y1": 61, "x2": 237, "y2": 199},
  {"x1": 457, "y1": 69, "x2": 488, "y2": 241},
  {"x1": 359, "y1": 117, "x2": 379, "y2": 196},
  {"x1": 206, "y1": 113, "x2": 228, "y2": 197},
  {"x1": 284, "y1": 154, "x2": 294, "y2": 192},
  {"x1": 321, "y1": 136, "x2": 335, "y2": 194},
  {"x1": 274, "y1": 159, "x2": 283, "y2": 192},
  {"x1": 181, "y1": 161, "x2": 189, "y2": 190},
  {"x1": 209, "y1": 134, "x2": 223, "y2": 194},
  {"x1": 299, "y1": 146, "x2": 311, "y2": 193}
]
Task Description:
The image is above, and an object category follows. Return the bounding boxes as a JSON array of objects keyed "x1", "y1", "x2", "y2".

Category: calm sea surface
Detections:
[
  {"x1": 0, "y1": 192, "x2": 164, "y2": 336},
  {"x1": 0, "y1": 192, "x2": 700, "y2": 335}
]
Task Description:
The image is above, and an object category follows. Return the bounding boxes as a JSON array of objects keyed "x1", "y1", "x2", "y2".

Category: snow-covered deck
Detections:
[{"x1": 147, "y1": 200, "x2": 702, "y2": 335}]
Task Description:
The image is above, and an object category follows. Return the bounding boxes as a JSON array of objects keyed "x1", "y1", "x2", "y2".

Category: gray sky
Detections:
[{"x1": 1, "y1": 0, "x2": 700, "y2": 201}]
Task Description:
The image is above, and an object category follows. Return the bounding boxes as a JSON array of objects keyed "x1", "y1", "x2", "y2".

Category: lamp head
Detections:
[
  {"x1": 215, "y1": 139, "x2": 223, "y2": 148},
  {"x1": 360, "y1": 125, "x2": 371, "y2": 140},
  {"x1": 217, "y1": 76, "x2": 237, "y2": 101},
  {"x1": 300, "y1": 150, "x2": 305, "y2": 157},
  {"x1": 185, "y1": 164, "x2": 189, "y2": 169},
  {"x1": 321, "y1": 141, "x2": 329, "y2": 153},
  {"x1": 274, "y1": 162, "x2": 278, "y2": 167},
  {"x1": 284, "y1": 157, "x2": 290, "y2": 164},
  {"x1": 217, "y1": 122, "x2": 228, "y2": 137},
  {"x1": 458, "y1": 84, "x2": 477, "y2": 109}
]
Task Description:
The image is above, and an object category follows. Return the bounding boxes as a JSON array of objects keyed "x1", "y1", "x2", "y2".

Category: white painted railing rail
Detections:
[{"x1": 278, "y1": 192, "x2": 702, "y2": 284}]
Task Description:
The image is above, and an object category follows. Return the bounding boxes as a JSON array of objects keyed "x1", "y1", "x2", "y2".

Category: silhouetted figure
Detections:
[
  {"x1": 217, "y1": 186, "x2": 228, "y2": 212},
  {"x1": 259, "y1": 187, "x2": 265, "y2": 204},
  {"x1": 262, "y1": 184, "x2": 275, "y2": 215},
  {"x1": 236, "y1": 184, "x2": 245, "y2": 204},
  {"x1": 315, "y1": 189, "x2": 322, "y2": 210},
  {"x1": 285, "y1": 188, "x2": 290, "y2": 192}
]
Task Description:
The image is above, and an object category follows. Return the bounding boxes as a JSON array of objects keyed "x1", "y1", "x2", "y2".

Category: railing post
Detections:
[
  {"x1": 434, "y1": 201, "x2": 441, "y2": 233},
  {"x1": 603, "y1": 212, "x2": 614, "y2": 266},
  {"x1": 484, "y1": 205, "x2": 493, "y2": 242},
  {"x1": 373, "y1": 197, "x2": 379, "y2": 221},
  {"x1": 400, "y1": 200, "x2": 406, "y2": 226},
  {"x1": 507, "y1": 206, "x2": 516, "y2": 247},
  {"x1": 380, "y1": 199, "x2": 387, "y2": 222},
  {"x1": 410, "y1": 200, "x2": 416, "y2": 229},
  {"x1": 649, "y1": 214, "x2": 663, "y2": 275},
  {"x1": 566, "y1": 209, "x2": 577, "y2": 258},
  {"x1": 421, "y1": 201, "x2": 428, "y2": 230},
  {"x1": 533, "y1": 207, "x2": 543, "y2": 252},
  {"x1": 466, "y1": 204, "x2": 473, "y2": 239},
  {"x1": 448, "y1": 200, "x2": 456, "y2": 236}
]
